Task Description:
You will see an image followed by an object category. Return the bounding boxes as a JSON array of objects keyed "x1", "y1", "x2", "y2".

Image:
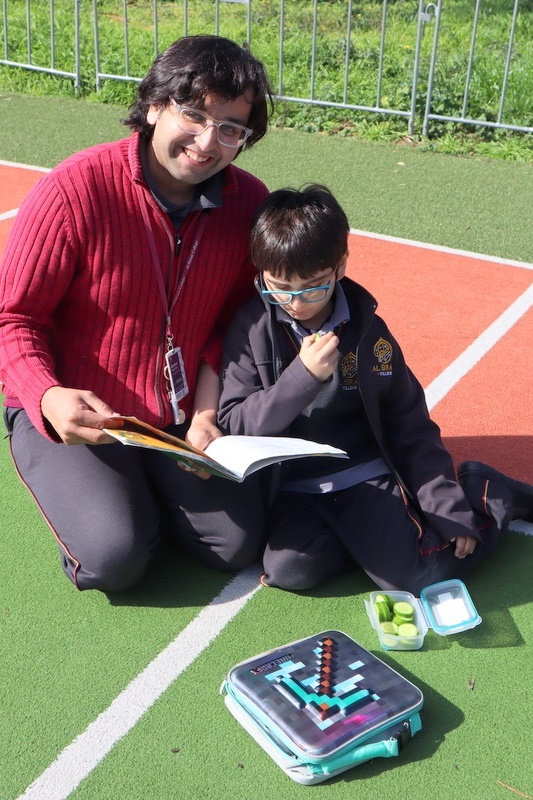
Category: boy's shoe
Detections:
[{"x1": 457, "y1": 461, "x2": 533, "y2": 522}]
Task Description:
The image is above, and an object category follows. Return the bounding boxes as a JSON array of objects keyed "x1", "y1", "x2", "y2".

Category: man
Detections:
[{"x1": 0, "y1": 35, "x2": 274, "y2": 591}]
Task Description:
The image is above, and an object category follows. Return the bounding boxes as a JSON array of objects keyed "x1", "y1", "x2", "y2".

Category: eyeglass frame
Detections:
[
  {"x1": 258, "y1": 269, "x2": 337, "y2": 305},
  {"x1": 168, "y1": 99, "x2": 253, "y2": 149}
]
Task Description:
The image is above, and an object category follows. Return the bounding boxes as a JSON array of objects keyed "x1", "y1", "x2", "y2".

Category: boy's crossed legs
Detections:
[{"x1": 262, "y1": 472, "x2": 510, "y2": 596}]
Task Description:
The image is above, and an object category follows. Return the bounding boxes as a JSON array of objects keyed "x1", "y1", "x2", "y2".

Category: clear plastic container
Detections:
[{"x1": 364, "y1": 579, "x2": 482, "y2": 651}]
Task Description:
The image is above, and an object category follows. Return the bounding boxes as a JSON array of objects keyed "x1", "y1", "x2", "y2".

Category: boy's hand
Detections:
[
  {"x1": 299, "y1": 331, "x2": 339, "y2": 381},
  {"x1": 182, "y1": 415, "x2": 222, "y2": 480},
  {"x1": 450, "y1": 535, "x2": 478, "y2": 559},
  {"x1": 186, "y1": 416, "x2": 222, "y2": 452}
]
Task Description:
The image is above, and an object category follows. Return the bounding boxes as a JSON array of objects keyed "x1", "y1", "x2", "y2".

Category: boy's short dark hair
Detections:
[
  {"x1": 250, "y1": 184, "x2": 350, "y2": 279},
  {"x1": 122, "y1": 34, "x2": 273, "y2": 147}
]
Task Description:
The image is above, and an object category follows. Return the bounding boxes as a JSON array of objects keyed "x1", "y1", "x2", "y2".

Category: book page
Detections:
[
  {"x1": 204, "y1": 436, "x2": 347, "y2": 480},
  {"x1": 105, "y1": 419, "x2": 347, "y2": 482},
  {"x1": 107, "y1": 428, "x2": 193, "y2": 454},
  {"x1": 105, "y1": 417, "x2": 203, "y2": 454}
]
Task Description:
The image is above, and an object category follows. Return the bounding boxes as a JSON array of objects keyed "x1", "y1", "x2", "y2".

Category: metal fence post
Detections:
[
  {"x1": 498, "y1": 0, "x2": 520, "y2": 125},
  {"x1": 409, "y1": 0, "x2": 429, "y2": 135},
  {"x1": 422, "y1": 0, "x2": 442, "y2": 138}
]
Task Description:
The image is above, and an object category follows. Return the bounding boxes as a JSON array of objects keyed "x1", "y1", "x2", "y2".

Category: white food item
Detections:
[{"x1": 433, "y1": 595, "x2": 468, "y2": 627}]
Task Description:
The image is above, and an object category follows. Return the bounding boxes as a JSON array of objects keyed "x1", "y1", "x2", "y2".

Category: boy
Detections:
[{"x1": 218, "y1": 184, "x2": 533, "y2": 594}]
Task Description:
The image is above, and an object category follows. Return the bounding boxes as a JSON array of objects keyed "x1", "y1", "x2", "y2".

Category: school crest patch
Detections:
[
  {"x1": 373, "y1": 337, "x2": 393, "y2": 376},
  {"x1": 340, "y1": 351, "x2": 358, "y2": 389}
]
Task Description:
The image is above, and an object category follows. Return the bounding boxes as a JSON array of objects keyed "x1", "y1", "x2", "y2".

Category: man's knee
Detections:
[{"x1": 59, "y1": 537, "x2": 155, "y2": 592}]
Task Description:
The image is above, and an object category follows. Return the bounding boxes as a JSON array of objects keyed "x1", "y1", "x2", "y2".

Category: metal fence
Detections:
[
  {"x1": 1, "y1": 0, "x2": 82, "y2": 92},
  {"x1": 421, "y1": 0, "x2": 532, "y2": 135},
  {"x1": 1, "y1": 0, "x2": 532, "y2": 136}
]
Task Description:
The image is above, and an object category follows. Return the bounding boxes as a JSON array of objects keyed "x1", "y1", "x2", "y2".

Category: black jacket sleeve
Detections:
[{"x1": 361, "y1": 320, "x2": 481, "y2": 543}]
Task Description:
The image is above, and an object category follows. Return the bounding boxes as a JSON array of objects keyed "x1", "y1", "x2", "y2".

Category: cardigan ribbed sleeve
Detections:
[{"x1": 0, "y1": 173, "x2": 76, "y2": 434}]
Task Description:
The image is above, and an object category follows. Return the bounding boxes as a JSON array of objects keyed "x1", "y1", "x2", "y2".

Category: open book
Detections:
[{"x1": 104, "y1": 417, "x2": 348, "y2": 482}]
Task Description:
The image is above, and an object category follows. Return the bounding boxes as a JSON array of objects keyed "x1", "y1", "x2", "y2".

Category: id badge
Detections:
[{"x1": 165, "y1": 347, "x2": 189, "y2": 424}]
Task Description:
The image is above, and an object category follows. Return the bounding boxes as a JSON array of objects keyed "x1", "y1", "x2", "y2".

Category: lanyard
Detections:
[
  {"x1": 138, "y1": 187, "x2": 209, "y2": 352},
  {"x1": 137, "y1": 187, "x2": 210, "y2": 422}
]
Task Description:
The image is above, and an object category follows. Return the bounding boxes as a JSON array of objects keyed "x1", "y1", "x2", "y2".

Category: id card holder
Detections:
[{"x1": 165, "y1": 346, "x2": 188, "y2": 425}]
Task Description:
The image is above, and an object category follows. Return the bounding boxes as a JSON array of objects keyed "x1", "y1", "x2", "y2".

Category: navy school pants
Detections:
[{"x1": 262, "y1": 472, "x2": 512, "y2": 596}]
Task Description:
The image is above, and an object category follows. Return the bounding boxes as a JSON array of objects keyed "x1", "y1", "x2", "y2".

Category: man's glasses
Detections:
[
  {"x1": 259, "y1": 273, "x2": 335, "y2": 305},
  {"x1": 169, "y1": 100, "x2": 253, "y2": 148}
]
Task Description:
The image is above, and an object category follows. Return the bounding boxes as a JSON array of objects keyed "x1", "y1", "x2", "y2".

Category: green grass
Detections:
[{"x1": 1, "y1": 0, "x2": 533, "y2": 159}]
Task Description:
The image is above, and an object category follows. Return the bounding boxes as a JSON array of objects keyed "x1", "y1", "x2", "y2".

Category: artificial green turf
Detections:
[
  {"x1": 242, "y1": 132, "x2": 533, "y2": 264},
  {"x1": 0, "y1": 430, "x2": 233, "y2": 798},
  {"x1": 2, "y1": 92, "x2": 533, "y2": 262},
  {"x1": 66, "y1": 536, "x2": 532, "y2": 800},
  {"x1": 2, "y1": 401, "x2": 531, "y2": 800},
  {"x1": 0, "y1": 93, "x2": 127, "y2": 166}
]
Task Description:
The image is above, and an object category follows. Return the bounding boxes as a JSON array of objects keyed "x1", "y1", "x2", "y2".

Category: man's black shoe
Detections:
[{"x1": 458, "y1": 461, "x2": 533, "y2": 522}]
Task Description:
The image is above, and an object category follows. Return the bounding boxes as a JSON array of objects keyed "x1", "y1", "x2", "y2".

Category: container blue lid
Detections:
[{"x1": 420, "y1": 579, "x2": 482, "y2": 636}]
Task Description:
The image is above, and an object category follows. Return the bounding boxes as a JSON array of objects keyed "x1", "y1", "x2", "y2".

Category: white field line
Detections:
[
  {"x1": 424, "y1": 282, "x2": 533, "y2": 412},
  {"x1": 0, "y1": 209, "x2": 18, "y2": 221},
  {"x1": 14, "y1": 228, "x2": 533, "y2": 800},
  {"x1": 0, "y1": 159, "x2": 50, "y2": 172},
  {"x1": 349, "y1": 227, "x2": 533, "y2": 271},
  {"x1": 16, "y1": 566, "x2": 262, "y2": 800},
  {"x1": 508, "y1": 519, "x2": 533, "y2": 535}
]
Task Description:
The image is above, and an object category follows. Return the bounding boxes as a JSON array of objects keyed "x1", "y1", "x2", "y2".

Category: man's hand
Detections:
[
  {"x1": 299, "y1": 331, "x2": 340, "y2": 381},
  {"x1": 450, "y1": 535, "x2": 478, "y2": 559},
  {"x1": 41, "y1": 386, "x2": 123, "y2": 445}
]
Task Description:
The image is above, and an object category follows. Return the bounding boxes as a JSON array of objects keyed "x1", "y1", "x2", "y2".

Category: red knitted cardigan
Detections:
[{"x1": 0, "y1": 134, "x2": 268, "y2": 439}]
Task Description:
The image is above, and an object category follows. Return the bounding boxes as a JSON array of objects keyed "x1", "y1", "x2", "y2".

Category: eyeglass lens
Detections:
[
  {"x1": 174, "y1": 104, "x2": 249, "y2": 146},
  {"x1": 264, "y1": 286, "x2": 330, "y2": 305}
]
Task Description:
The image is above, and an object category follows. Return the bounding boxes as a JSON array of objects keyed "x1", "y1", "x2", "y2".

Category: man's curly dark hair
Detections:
[{"x1": 122, "y1": 34, "x2": 273, "y2": 149}]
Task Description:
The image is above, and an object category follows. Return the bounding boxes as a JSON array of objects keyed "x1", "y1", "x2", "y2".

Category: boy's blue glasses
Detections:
[{"x1": 259, "y1": 274, "x2": 335, "y2": 305}]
